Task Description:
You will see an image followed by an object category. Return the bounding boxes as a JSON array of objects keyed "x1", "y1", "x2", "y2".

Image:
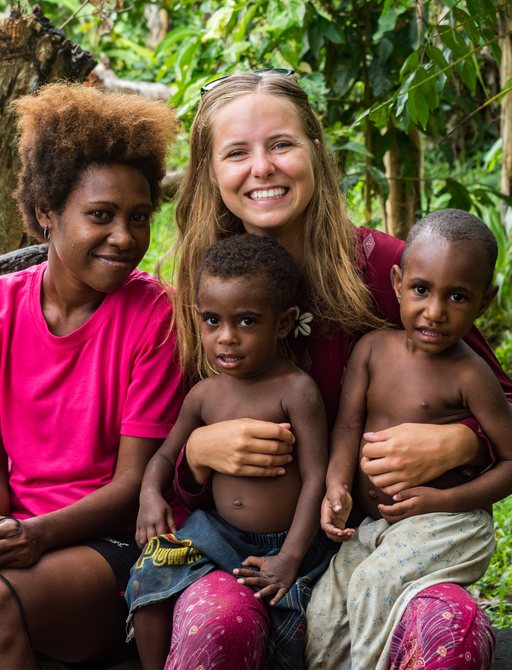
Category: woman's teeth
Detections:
[{"x1": 249, "y1": 188, "x2": 287, "y2": 200}]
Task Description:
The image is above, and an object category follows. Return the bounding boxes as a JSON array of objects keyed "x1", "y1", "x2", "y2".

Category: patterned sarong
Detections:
[{"x1": 305, "y1": 509, "x2": 494, "y2": 669}]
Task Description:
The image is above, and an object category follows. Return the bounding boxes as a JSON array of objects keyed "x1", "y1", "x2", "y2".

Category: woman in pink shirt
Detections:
[
  {"x1": 0, "y1": 83, "x2": 186, "y2": 668},
  {"x1": 163, "y1": 71, "x2": 509, "y2": 669}
]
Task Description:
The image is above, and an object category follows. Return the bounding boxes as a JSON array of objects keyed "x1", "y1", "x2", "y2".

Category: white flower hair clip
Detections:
[{"x1": 294, "y1": 311, "x2": 313, "y2": 338}]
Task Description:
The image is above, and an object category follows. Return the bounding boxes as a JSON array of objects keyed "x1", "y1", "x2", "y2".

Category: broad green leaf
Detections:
[
  {"x1": 175, "y1": 40, "x2": 201, "y2": 81},
  {"x1": 104, "y1": 48, "x2": 141, "y2": 67},
  {"x1": 224, "y1": 41, "x2": 251, "y2": 59},
  {"x1": 267, "y1": 0, "x2": 306, "y2": 33},
  {"x1": 438, "y1": 25, "x2": 469, "y2": 59},
  {"x1": 113, "y1": 37, "x2": 155, "y2": 63},
  {"x1": 466, "y1": 0, "x2": 498, "y2": 20},
  {"x1": 425, "y1": 44, "x2": 449, "y2": 71},
  {"x1": 396, "y1": 72, "x2": 415, "y2": 116},
  {"x1": 465, "y1": 0, "x2": 483, "y2": 18},
  {"x1": 408, "y1": 87, "x2": 429, "y2": 129},
  {"x1": 369, "y1": 103, "x2": 391, "y2": 129},
  {"x1": 280, "y1": 38, "x2": 303, "y2": 66},
  {"x1": 407, "y1": 68, "x2": 431, "y2": 128},
  {"x1": 439, "y1": 178, "x2": 472, "y2": 210},
  {"x1": 204, "y1": 6, "x2": 235, "y2": 40},
  {"x1": 311, "y1": 0, "x2": 334, "y2": 22},
  {"x1": 42, "y1": 0, "x2": 82, "y2": 13},
  {"x1": 400, "y1": 51, "x2": 419, "y2": 80},
  {"x1": 377, "y1": 36, "x2": 393, "y2": 63},
  {"x1": 321, "y1": 20, "x2": 344, "y2": 45},
  {"x1": 452, "y1": 8, "x2": 479, "y2": 44},
  {"x1": 156, "y1": 27, "x2": 202, "y2": 57},
  {"x1": 483, "y1": 138, "x2": 502, "y2": 172},
  {"x1": 457, "y1": 58, "x2": 476, "y2": 93},
  {"x1": 307, "y1": 22, "x2": 324, "y2": 60},
  {"x1": 339, "y1": 140, "x2": 373, "y2": 158},
  {"x1": 332, "y1": 61, "x2": 361, "y2": 97},
  {"x1": 232, "y1": 1, "x2": 265, "y2": 41},
  {"x1": 373, "y1": 8, "x2": 401, "y2": 41}
]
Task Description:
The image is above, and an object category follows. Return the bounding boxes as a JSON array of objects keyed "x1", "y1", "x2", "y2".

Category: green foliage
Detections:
[
  {"x1": 15, "y1": 1, "x2": 508, "y2": 223},
  {"x1": 27, "y1": 0, "x2": 510, "y2": 353},
  {"x1": 470, "y1": 496, "x2": 512, "y2": 628},
  {"x1": 138, "y1": 200, "x2": 177, "y2": 278}
]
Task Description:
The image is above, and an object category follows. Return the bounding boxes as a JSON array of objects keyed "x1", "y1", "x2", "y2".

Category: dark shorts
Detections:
[{"x1": 85, "y1": 534, "x2": 140, "y2": 596}]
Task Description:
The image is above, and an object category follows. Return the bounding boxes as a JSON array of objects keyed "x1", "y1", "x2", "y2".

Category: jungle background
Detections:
[{"x1": 0, "y1": 0, "x2": 511, "y2": 627}]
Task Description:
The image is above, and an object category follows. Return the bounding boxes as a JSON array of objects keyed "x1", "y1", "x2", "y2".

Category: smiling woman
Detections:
[
  {"x1": 0, "y1": 83, "x2": 186, "y2": 668},
  {"x1": 38, "y1": 164, "x2": 153, "y2": 334},
  {"x1": 209, "y1": 92, "x2": 316, "y2": 248}
]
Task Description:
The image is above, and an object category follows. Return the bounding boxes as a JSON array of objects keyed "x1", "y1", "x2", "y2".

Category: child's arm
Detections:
[
  {"x1": 234, "y1": 375, "x2": 328, "y2": 605},
  {"x1": 136, "y1": 386, "x2": 204, "y2": 547},
  {"x1": 321, "y1": 335, "x2": 373, "y2": 541},
  {"x1": 380, "y1": 357, "x2": 512, "y2": 521}
]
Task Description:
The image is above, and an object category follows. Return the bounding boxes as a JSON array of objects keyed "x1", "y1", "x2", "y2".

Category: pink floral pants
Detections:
[{"x1": 165, "y1": 572, "x2": 494, "y2": 670}]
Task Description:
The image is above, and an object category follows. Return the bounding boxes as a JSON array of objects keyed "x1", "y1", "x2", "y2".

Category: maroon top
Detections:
[{"x1": 176, "y1": 227, "x2": 512, "y2": 508}]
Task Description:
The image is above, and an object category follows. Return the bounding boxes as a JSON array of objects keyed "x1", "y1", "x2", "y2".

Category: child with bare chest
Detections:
[
  {"x1": 306, "y1": 209, "x2": 512, "y2": 670},
  {"x1": 126, "y1": 234, "x2": 332, "y2": 670}
]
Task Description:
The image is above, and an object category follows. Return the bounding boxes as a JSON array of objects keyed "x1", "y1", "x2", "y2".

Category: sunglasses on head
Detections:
[{"x1": 200, "y1": 68, "x2": 295, "y2": 96}]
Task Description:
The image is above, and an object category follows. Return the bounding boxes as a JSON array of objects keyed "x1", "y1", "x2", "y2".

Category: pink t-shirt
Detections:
[{"x1": 0, "y1": 263, "x2": 186, "y2": 520}]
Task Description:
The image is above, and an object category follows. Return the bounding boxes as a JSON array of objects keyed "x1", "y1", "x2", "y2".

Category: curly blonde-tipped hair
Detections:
[
  {"x1": 173, "y1": 72, "x2": 384, "y2": 379},
  {"x1": 13, "y1": 82, "x2": 178, "y2": 240}
]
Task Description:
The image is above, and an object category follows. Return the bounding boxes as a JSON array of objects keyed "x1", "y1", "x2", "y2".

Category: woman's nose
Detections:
[
  {"x1": 108, "y1": 220, "x2": 136, "y2": 249},
  {"x1": 251, "y1": 150, "x2": 275, "y2": 179}
]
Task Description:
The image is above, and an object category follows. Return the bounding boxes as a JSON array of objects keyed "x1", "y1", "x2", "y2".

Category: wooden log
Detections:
[
  {"x1": 0, "y1": 7, "x2": 96, "y2": 254},
  {"x1": 0, "y1": 243, "x2": 48, "y2": 275},
  {"x1": 89, "y1": 62, "x2": 172, "y2": 101}
]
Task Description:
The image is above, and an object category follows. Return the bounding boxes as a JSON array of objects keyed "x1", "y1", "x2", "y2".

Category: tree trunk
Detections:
[
  {"x1": 383, "y1": 1, "x2": 424, "y2": 239},
  {"x1": 0, "y1": 7, "x2": 95, "y2": 254},
  {"x1": 500, "y1": 5, "x2": 512, "y2": 226},
  {"x1": 383, "y1": 125, "x2": 422, "y2": 239}
]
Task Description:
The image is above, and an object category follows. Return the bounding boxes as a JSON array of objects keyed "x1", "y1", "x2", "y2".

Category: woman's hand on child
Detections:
[
  {"x1": 234, "y1": 553, "x2": 298, "y2": 605},
  {"x1": 321, "y1": 486, "x2": 355, "y2": 542},
  {"x1": 136, "y1": 492, "x2": 176, "y2": 548},
  {"x1": 378, "y1": 485, "x2": 448, "y2": 523},
  {"x1": 187, "y1": 419, "x2": 294, "y2": 478},
  {"x1": 361, "y1": 423, "x2": 478, "y2": 496},
  {"x1": 0, "y1": 516, "x2": 44, "y2": 568}
]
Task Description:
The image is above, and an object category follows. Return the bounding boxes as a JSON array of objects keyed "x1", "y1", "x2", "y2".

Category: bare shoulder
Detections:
[
  {"x1": 183, "y1": 376, "x2": 219, "y2": 406},
  {"x1": 456, "y1": 341, "x2": 505, "y2": 386},
  {"x1": 279, "y1": 361, "x2": 323, "y2": 407},
  {"x1": 353, "y1": 327, "x2": 401, "y2": 356}
]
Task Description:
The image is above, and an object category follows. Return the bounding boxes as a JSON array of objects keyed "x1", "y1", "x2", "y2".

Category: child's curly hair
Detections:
[
  {"x1": 13, "y1": 83, "x2": 178, "y2": 240},
  {"x1": 195, "y1": 234, "x2": 299, "y2": 311}
]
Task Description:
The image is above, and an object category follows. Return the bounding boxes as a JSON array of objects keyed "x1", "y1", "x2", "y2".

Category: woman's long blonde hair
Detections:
[{"x1": 173, "y1": 73, "x2": 384, "y2": 379}]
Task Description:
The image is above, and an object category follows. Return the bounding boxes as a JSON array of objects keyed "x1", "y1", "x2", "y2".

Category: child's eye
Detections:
[
  {"x1": 240, "y1": 317, "x2": 255, "y2": 326},
  {"x1": 450, "y1": 292, "x2": 467, "y2": 303},
  {"x1": 203, "y1": 315, "x2": 219, "y2": 326},
  {"x1": 412, "y1": 285, "x2": 428, "y2": 296}
]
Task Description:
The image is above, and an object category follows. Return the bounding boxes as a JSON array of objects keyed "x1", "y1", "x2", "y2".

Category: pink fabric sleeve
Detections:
[{"x1": 121, "y1": 293, "x2": 187, "y2": 439}]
